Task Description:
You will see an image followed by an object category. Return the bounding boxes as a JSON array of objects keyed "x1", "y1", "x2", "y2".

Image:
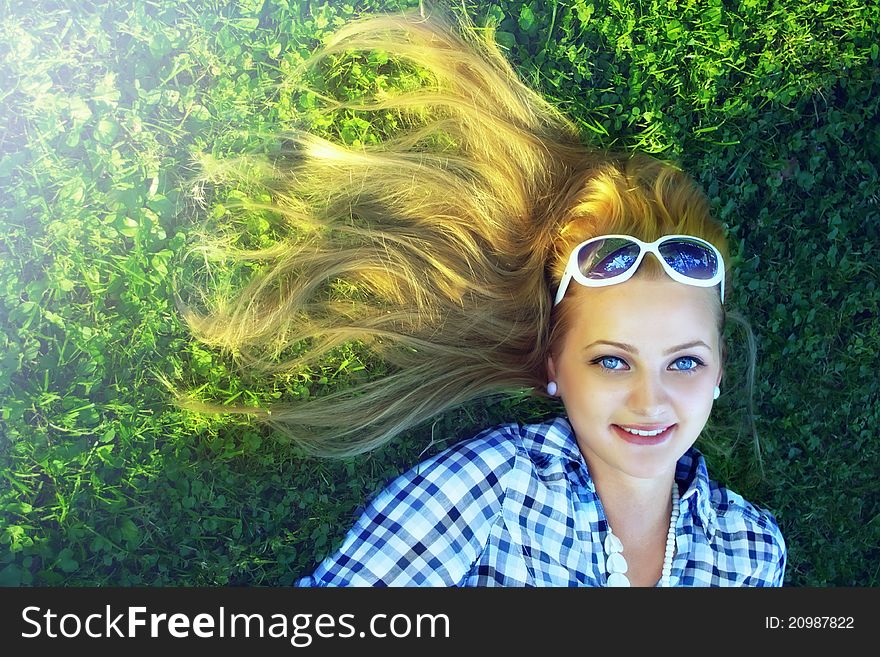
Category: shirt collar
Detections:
[
  {"x1": 533, "y1": 415, "x2": 587, "y2": 464},
  {"x1": 675, "y1": 447, "x2": 719, "y2": 537},
  {"x1": 528, "y1": 415, "x2": 718, "y2": 536}
]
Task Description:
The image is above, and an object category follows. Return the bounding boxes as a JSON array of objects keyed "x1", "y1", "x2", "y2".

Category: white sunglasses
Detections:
[{"x1": 554, "y1": 234, "x2": 726, "y2": 306}]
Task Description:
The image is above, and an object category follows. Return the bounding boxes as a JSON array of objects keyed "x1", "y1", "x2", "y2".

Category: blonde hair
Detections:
[
  {"x1": 546, "y1": 155, "x2": 731, "y2": 362},
  {"x1": 170, "y1": 1, "x2": 760, "y2": 462}
]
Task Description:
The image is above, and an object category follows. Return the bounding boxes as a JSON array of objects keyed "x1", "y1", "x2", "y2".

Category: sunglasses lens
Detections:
[
  {"x1": 658, "y1": 239, "x2": 718, "y2": 280},
  {"x1": 577, "y1": 238, "x2": 641, "y2": 280}
]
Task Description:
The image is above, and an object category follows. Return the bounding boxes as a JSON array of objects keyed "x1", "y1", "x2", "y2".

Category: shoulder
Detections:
[
  {"x1": 710, "y1": 482, "x2": 782, "y2": 532},
  {"x1": 677, "y1": 448, "x2": 787, "y2": 585},
  {"x1": 412, "y1": 422, "x2": 522, "y2": 488},
  {"x1": 712, "y1": 483, "x2": 785, "y2": 548},
  {"x1": 707, "y1": 473, "x2": 787, "y2": 585},
  {"x1": 678, "y1": 449, "x2": 783, "y2": 542},
  {"x1": 713, "y1": 486, "x2": 788, "y2": 586},
  {"x1": 296, "y1": 419, "x2": 558, "y2": 587},
  {"x1": 404, "y1": 415, "x2": 579, "y2": 493}
]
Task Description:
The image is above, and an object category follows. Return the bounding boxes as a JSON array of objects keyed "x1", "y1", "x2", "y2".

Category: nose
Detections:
[{"x1": 628, "y1": 371, "x2": 669, "y2": 418}]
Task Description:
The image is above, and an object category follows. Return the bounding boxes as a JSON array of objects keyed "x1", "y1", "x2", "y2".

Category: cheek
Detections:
[
  {"x1": 678, "y1": 385, "x2": 716, "y2": 419},
  {"x1": 561, "y1": 378, "x2": 620, "y2": 416},
  {"x1": 667, "y1": 378, "x2": 715, "y2": 407},
  {"x1": 670, "y1": 376, "x2": 710, "y2": 393}
]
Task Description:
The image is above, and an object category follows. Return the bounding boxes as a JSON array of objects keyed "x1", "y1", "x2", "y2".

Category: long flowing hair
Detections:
[{"x1": 169, "y1": 1, "x2": 759, "y2": 462}]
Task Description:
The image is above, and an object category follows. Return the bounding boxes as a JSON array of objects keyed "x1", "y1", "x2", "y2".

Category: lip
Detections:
[{"x1": 612, "y1": 423, "x2": 676, "y2": 445}]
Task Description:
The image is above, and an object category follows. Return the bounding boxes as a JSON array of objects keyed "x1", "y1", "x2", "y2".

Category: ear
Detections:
[{"x1": 546, "y1": 353, "x2": 558, "y2": 381}]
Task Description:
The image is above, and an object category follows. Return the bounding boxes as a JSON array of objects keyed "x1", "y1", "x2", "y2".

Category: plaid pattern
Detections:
[{"x1": 297, "y1": 416, "x2": 786, "y2": 587}]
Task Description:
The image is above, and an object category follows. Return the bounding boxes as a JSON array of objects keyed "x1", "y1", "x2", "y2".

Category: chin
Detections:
[
  {"x1": 616, "y1": 459, "x2": 681, "y2": 481},
  {"x1": 571, "y1": 420, "x2": 698, "y2": 480},
  {"x1": 609, "y1": 430, "x2": 697, "y2": 476}
]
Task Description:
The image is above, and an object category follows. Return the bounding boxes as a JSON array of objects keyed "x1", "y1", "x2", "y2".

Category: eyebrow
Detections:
[{"x1": 584, "y1": 340, "x2": 712, "y2": 356}]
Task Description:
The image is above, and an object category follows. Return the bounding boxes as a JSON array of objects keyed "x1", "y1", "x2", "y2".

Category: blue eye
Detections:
[
  {"x1": 594, "y1": 356, "x2": 626, "y2": 370},
  {"x1": 672, "y1": 356, "x2": 704, "y2": 372},
  {"x1": 590, "y1": 355, "x2": 706, "y2": 373}
]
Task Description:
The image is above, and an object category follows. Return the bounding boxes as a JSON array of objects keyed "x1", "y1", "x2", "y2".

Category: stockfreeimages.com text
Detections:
[{"x1": 21, "y1": 605, "x2": 451, "y2": 646}]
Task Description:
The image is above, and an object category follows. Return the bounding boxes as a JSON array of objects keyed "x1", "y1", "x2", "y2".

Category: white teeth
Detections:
[{"x1": 620, "y1": 426, "x2": 667, "y2": 436}]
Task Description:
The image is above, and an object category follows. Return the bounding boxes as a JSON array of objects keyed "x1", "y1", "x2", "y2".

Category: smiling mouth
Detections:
[{"x1": 612, "y1": 424, "x2": 676, "y2": 445}]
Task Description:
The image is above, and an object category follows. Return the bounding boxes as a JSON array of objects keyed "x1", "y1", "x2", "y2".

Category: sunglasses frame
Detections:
[{"x1": 553, "y1": 233, "x2": 726, "y2": 306}]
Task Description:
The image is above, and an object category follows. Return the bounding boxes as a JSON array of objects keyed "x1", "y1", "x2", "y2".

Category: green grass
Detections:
[{"x1": 1, "y1": 0, "x2": 878, "y2": 586}]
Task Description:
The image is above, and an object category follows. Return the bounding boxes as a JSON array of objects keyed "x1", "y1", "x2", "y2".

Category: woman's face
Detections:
[{"x1": 547, "y1": 276, "x2": 723, "y2": 484}]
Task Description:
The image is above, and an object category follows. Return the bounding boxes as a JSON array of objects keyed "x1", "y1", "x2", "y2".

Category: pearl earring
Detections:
[
  {"x1": 713, "y1": 386, "x2": 720, "y2": 400},
  {"x1": 547, "y1": 381, "x2": 558, "y2": 396}
]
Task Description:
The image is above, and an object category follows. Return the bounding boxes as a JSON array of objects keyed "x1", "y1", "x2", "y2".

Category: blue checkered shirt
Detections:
[{"x1": 296, "y1": 416, "x2": 786, "y2": 586}]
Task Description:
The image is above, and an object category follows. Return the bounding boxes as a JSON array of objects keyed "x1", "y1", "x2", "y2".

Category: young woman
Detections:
[{"x1": 174, "y1": 3, "x2": 785, "y2": 586}]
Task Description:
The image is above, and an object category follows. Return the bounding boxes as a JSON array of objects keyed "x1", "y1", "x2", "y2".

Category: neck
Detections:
[
  {"x1": 592, "y1": 470, "x2": 679, "y2": 587},
  {"x1": 588, "y1": 463, "x2": 676, "y2": 540}
]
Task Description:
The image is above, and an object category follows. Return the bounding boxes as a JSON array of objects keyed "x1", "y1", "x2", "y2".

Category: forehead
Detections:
[{"x1": 564, "y1": 277, "x2": 719, "y2": 350}]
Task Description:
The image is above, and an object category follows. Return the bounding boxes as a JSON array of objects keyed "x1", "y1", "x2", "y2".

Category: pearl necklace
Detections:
[{"x1": 603, "y1": 481, "x2": 679, "y2": 587}]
